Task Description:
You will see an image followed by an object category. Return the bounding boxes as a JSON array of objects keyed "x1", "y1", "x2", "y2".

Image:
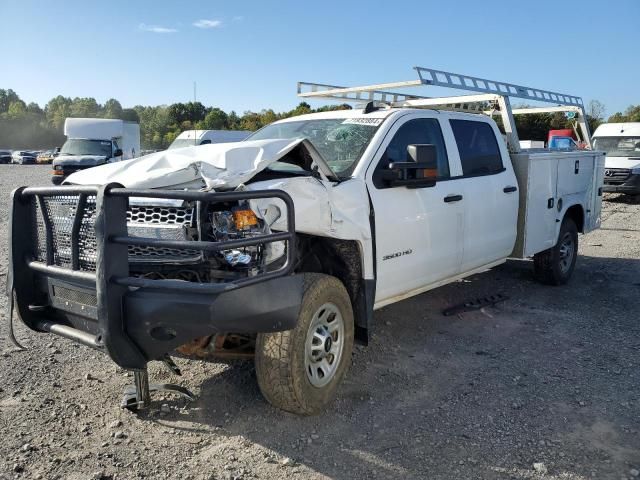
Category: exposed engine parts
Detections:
[{"x1": 129, "y1": 198, "x2": 285, "y2": 283}]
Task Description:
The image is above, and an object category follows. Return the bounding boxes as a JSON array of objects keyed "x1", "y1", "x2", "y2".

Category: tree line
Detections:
[
  {"x1": 1, "y1": 88, "x2": 638, "y2": 150},
  {"x1": 0, "y1": 89, "x2": 351, "y2": 150}
]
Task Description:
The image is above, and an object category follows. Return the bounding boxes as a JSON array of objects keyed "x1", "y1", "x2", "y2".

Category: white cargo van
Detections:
[
  {"x1": 52, "y1": 118, "x2": 141, "y2": 184},
  {"x1": 168, "y1": 130, "x2": 250, "y2": 149},
  {"x1": 592, "y1": 122, "x2": 640, "y2": 195}
]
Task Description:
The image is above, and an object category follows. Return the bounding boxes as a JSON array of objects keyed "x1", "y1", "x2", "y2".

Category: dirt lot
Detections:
[{"x1": 0, "y1": 164, "x2": 638, "y2": 480}]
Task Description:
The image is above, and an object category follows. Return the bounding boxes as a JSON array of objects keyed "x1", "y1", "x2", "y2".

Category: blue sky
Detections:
[{"x1": 1, "y1": 0, "x2": 638, "y2": 116}]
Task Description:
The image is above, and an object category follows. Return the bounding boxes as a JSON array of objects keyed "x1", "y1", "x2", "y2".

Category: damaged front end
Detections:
[{"x1": 7, "y1": 183, "x2": 302, "y2": 378}]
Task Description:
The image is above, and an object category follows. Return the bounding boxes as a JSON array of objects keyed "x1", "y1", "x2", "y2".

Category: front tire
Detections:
[
  {"x1": 533, "y1": 217, "x2": 578, "y2": 285},
  {"x1": 255, "y1": 273, "x2": 354, "y2": 415}
]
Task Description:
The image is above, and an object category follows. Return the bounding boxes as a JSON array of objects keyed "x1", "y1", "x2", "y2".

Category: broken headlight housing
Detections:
[{"x1": 210, "y1": 203, "x2": 284, "y2": 270}]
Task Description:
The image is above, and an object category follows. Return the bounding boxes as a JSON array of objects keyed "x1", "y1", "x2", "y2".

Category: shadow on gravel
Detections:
[
  {"x1": 135, "y1": 254, "x2": 640, "y2": 479},
  {"x1": 603, "y1": 193, "x2": 640, "y2": 205}
]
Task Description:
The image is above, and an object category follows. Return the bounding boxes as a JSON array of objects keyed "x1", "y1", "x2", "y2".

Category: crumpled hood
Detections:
[{"x1": 64, "y1": 138, "x2": 304, "y2": 189}]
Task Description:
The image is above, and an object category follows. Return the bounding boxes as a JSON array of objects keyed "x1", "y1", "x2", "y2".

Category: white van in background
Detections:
[
  {"x1": 168, "y1": 130, "x2": 250, "y2": 149},
  {"x1": 592, "y1": 122, "x2": 640, "y2": 196},
  {"x1": 52, "y1": 118, "x2": 140, "y2": 184}
]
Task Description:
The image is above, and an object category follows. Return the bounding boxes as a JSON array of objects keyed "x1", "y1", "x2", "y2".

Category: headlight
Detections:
[
  {"x1": 232, "y1": 209, "x2": 258, "y2": 230},
  {"x1": 631, "y1": 167, "x2": 640, "y2": 175}
]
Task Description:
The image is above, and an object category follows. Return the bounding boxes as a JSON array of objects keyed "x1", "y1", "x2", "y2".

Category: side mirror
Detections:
[
  {"x1": 55, "y1": 147, "x2": 61, "y2": 153},
  {"x1": 113, "y1": 148, "x2": 123, "y2": 158},
  {"x1": 383, "y1": 144, "x2": 438, "y2": 188},
  {"x1": 200, "y1": 139, "x2": 212, "y2": 145}
]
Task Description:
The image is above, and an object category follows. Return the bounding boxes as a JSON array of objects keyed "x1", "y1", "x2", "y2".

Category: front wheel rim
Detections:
[
  {"x1": 304, "y1": 302, "x2": 345, "y2": 388},
  {"x1": 558, "y1": 232, "x2": 575, "y2": 274}
]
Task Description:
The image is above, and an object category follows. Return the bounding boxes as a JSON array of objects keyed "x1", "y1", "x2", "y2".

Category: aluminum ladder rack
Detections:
[{"x1": 297, "y1": 66, "x2": 592, "y2": 152}]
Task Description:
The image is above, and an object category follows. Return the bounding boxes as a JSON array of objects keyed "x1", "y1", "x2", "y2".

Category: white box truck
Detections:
[
  {"x1": 8, "y1": 67, "x2": 604, "y2": 414},
  {"x1": 51, "y1": 118, "x2": 140, "y2": 184},
  {"x1": 592, "y1": 122, "x2": 640, "y2": 195},
  {"x1": 168, "y1": 129, "x2": 250, "y2": 149}
]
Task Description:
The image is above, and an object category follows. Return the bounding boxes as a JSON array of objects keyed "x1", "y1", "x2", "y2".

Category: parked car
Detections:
[
  {"x1": 11, "y1": 150, "x2": 37, "y2": 164},
  {"x1": 0, "y1": 150, "x2": 12, "y2": 164},
  {"x1": 37, "y1": 150, "x2": 56, "y2": 164}
]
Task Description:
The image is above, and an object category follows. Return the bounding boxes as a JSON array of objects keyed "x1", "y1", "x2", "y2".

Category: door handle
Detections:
[
  {"x1": 444, "y1": 194, "x2": 463, "y2": 203},
  {"x1": 503, "y1": 186, "x2": 518, "y2": 193}
]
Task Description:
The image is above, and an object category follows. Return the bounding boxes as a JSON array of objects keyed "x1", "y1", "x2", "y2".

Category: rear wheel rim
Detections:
[
  {"x1": 558, "y1": 232, "x2": 575, "y2": 274},
  {"x1": 304, "y1": 302, "x2": 344, "y2": 388}
]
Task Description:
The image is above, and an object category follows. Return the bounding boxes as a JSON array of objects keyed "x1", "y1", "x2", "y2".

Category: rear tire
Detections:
[
  {"x1": 533, "y1": 217, "x2": 578, "y2": 285},
  {"x1": 255, "y1": 273, "x2": 354, "y2": 415}
]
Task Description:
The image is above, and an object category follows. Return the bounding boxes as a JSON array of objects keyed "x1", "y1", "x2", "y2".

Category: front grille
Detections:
[
  {"x1": 31, "y1": 196, "x2": 199, "y2": 271},
  {"x1": 604, "y1": 168, "x2": 631, "y2": 185},
  {"x1": 128, "y1": 206, "x2": 193, "y2": 225}
]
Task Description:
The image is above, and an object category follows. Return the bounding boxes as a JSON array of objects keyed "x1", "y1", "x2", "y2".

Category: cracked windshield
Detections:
[{"x1": 248, "y1": 118, "x2": 383, "y2": 176}]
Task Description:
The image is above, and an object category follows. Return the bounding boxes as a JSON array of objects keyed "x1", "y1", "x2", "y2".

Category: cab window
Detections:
[
  {"x1": 450, "y1": 120, "x2": 504, "y2": 176},
  {"x1": 373, "y1": 118, "x2": 449, "y2": 188}
]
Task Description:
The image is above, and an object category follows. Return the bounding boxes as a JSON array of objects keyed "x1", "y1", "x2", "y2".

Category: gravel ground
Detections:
[{"x1": 0, "y1": 164, "x2": 638, "y2": 480}]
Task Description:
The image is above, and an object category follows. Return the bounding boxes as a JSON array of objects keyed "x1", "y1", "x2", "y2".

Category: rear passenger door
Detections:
[{"x1": 448, "y1": 119, "x2": 519, "y2": 272}]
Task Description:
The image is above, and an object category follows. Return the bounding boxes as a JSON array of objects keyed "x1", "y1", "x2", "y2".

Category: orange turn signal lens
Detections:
[
  {"x1": 233, "y1": 209, "x2": 258, "y2": 230},
  {"x1": 52, "y1": 170, "x2": 63, "y2": 175}
]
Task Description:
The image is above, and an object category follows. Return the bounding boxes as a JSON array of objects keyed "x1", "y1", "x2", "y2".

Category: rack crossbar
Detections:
[{"x1": 414, "y1": 66, "x2": 583, "y2": 107}]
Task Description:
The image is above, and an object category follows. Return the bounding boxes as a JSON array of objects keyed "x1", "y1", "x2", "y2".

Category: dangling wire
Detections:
[{"x1": 7, "y1": 289, "x2": 26, "y2": 351}]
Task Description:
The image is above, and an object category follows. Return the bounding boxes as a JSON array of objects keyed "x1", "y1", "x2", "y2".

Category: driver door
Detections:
[{"x1": 366, "y1": 114, "x2": 464, "y2": 305}]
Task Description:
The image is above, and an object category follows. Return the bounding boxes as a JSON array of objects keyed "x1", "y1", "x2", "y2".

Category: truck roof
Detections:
[
  {"x1": 175, "y1": 129, "x2": 249, "y2": 141},
  {"x1": 274, "y1": 107, "x2": 488, "y2": 126},
  {"x1": 592, "y1": 122, "x2": 640, "y2": 137},
  {"x1": 64, "y1": 118, "x2": 138, "y2": 139}
]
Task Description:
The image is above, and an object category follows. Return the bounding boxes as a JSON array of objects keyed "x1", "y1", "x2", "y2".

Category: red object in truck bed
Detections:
[{"x1": 548, "y1": 129, "x2": 576, "y2": 143}]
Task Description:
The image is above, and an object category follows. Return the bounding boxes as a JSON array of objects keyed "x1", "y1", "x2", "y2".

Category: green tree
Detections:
[
  {"x1": 227, "y1": 111, "x2": 240, "y2": 130},
  {"x1": 0, "y1": 89, "x2": 20, "y2": 113},
  {"x1": 102, "y1": 98, "x2": 123, "y2": 119},
  {"x1": 6, "y1": 100, "x2": 27, "y2": 119},
  {"x1": 168, "y1": 102, "x2": 207, "y2": 125},
  {"x1": 623, "y1": 105, "x2": 640, "y2": 122},
  {"x1": 607, "y1": 105, "x2": 640, "y2": 123},
  {"x1": 289, "y1": 102, "x2": 312, "y2": 117},
  {"x1": 586, "y1": 100, "x2": 606, "y2": 133},
  {"x1": 200, "y1": 108, "x2": 228, "y2": 129},
  {"x1": 121, "y1": 108, "x2": 140, "y2": 122},
  {"x1": 45, "y1": 95, "x2": 72, "y2": 130},
  {"x1": 26, "y1": 102, "x2": 43, "y2": 115},
  {"x1": 239, "y1": 111, "x2": 263, "y2": 131},
  {"x1": 259, "y1": 109, "x2": 278, "y2": 126},
  {"x1": 70, "y1": 97, "x2": 100, "y2": 118}
]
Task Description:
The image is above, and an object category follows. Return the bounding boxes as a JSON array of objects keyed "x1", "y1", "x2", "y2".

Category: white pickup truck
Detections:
[{"x1": 7, "y1": 68, "x2": 604, "y2": 414}]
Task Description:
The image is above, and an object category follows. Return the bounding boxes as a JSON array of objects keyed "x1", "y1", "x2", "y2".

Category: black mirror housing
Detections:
[
  {"x1": 385, "y1": 144, "x2": 438, "y2": 188},
  {"x1": 113, "y1": 148, "x2": 123, "y2": 158}
]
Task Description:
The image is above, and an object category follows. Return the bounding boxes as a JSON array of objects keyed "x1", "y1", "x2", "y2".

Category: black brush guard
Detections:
[{"x1": 7, "y1": 183, "x2": 303, "y2": 370}]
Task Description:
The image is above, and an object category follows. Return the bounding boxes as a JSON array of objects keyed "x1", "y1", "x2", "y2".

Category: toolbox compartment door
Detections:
[{"x1": 511, "y1": 153, "x2": 559, "y2": 258}]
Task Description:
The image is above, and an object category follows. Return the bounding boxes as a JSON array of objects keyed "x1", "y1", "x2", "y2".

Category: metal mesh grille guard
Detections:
[
  {"x1": 31, "y1": 198, "x2": 200, "y2": 270},
  {"x1": 16, "y1": 184, "x2": 296, "y2": 294}
]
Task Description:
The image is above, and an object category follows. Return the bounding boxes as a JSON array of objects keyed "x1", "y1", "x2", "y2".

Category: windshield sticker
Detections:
[
  {"x1": 342, "y1": 118, "x2": 384, "y2": 126},
  {"x1": 101, "y1": 141, "x2": 111, "y2": 145}
]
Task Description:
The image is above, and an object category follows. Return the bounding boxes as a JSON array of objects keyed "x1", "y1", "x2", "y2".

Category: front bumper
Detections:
[
  {"x1": 8, "y1": 184, "x2": 299, "y2": 369},
  {"x1": 603, "y1": 173, "x2": 640, "y2": 194}
]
